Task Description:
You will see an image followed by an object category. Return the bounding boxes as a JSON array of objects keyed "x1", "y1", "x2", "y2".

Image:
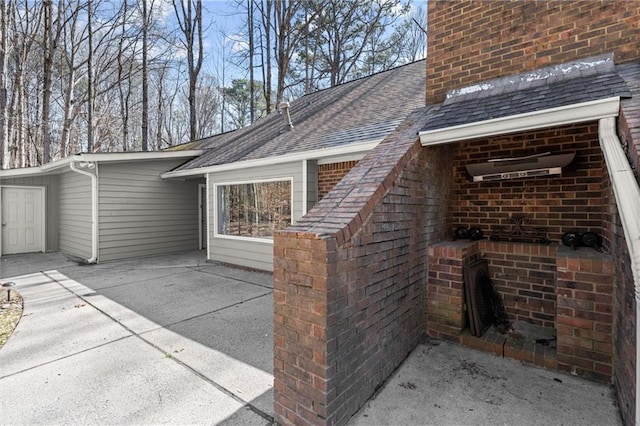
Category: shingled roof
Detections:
[
  {"x1": 171, "y1": 60, "x2": 426, "y2": 171},
  {"x1": 421, "y1": 54, "x2": 632, "y2": 132}
]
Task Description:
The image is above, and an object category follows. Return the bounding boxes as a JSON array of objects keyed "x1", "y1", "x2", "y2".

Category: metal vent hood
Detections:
[{"x1": 466, "y1": 152, "x2": 575, "y2": 182}]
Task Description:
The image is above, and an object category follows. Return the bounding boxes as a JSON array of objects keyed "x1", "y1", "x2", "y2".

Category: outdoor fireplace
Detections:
[
  {"x1": 463, "y1": 258, "x2": 493, "y2": 337},
  {"x1": 427, "y1": 238, "x2": 615, "y2": 382}
]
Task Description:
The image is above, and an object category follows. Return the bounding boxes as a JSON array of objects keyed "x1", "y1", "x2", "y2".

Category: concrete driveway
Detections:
[
  {"x1": 0, "y1": 251, "x2": 623, "y2": 425},
  {"x1": 0, "y1": 251, "x2": 274, "y2": 425}
]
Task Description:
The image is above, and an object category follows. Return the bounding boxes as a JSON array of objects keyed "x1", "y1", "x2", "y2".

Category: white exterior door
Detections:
[{"x1": 1, "y1": 187, "x2": 45, "y2": 255}]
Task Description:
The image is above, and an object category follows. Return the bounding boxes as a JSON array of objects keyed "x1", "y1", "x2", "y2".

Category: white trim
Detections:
[
  {"x1": 598, "y1": 117, "x2": 640, "y2": 420},
  {"x1": 69, "y1": 161, "x2": 98, "y2": 264},
  {"x1": 161, "y1": 139, "x2": 382, "y2": 179},
  {"x1": 206, "y1": 175, "x2": 211, "y2": 260},
  {"x1": 0, "y1": 150, "x2": 203, "y2": 178},
  {"x1": 213, "y1": 177, "x2": 294, "y2": 244},
  {"x1": 0, "y1": 185, "x2": 46, "y2": 255},
  {"x1": 302, "y1": 160, "x2": 308, "y2": 215},
  {"x1": 198, "y1": 183, "x2": 206, "y2": 250},
  {"x1": 419, "y1": 97, "x2": 621, "y2": 146}
]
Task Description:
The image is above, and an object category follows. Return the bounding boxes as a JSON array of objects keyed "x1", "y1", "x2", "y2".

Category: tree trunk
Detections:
[
  {"x1": 87, "y1": 0, "x2": 94, "y2": 152},
  {"x1": 41, "y1": 0, "x2": 53, "y2": 164},
  {"x1": 0, "y1": 0, "x2": 11, "y2": 169},
  {"x1": 141, "y1": 0, "x2": 149, "y2": 151},
  {"x1": 248, "y1": 0, "x2": 255, "y2": 123}
]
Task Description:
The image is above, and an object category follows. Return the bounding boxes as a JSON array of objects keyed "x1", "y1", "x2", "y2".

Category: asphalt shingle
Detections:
[
  {"x1": 422, "y1": 55, "x2": 632, "y2": 132},
  {"x1": 170, "y1": 60, "x2": 426, "y2": 171}
]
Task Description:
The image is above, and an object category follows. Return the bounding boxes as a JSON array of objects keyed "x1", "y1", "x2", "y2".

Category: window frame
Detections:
[{"x1": 213, "y1": 177, "x2": 294, "y2": 244}]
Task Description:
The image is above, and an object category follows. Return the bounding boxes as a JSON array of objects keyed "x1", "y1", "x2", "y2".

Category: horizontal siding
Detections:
[
  {"x1": 59, "y1": 171, "x2": 92, "y2": 259},
  {"x1": 208, "y1": 161, "x2": 304, "y2": 271},
  {"x1": 0, "y1": 174, "x2": 60, "y2": 252},
  {"x1": 209, "y1": 239, "x2": 274, "y2": 271},
  {"x1": 98, "y1": 160, "x2": 201, "y2": 262}
]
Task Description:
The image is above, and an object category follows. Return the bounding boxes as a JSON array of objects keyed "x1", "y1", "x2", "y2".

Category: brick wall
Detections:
[
  {"x1": 449, "y1": 122, "x2": 605, "y2": 244},
  {"x1": 556, "y1": 248, "x2": 615, "y2": 383},
  {"x1": 618, "y1": 63, "x2": 640, "y2": 189},
  {"x1": 427, "y1": 0, "x2": 640, "y2": 104},
  {"x1": 482, "y1": 241, "x2": 556, "y2": 328},
  {"x1": 317, "y1": 161, "x2": 359, "y2": 200},
  {"x1": 426, "y1": 241, "x2": 479, "y2": 341},
  {"x1": 273, "y1": 108, "x2": 453, "y2": 425}
]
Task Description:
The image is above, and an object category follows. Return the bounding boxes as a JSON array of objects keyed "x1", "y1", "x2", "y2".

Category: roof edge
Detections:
[
  {"x1": 161, "y1": 140, "x2": 383, "y2": 179},
  {"x1": 419, "y1": 97, "x2": 620, "y2": 146},
  {"x1": 0, "y1": 150, "x2": 203, "y2": 178}
]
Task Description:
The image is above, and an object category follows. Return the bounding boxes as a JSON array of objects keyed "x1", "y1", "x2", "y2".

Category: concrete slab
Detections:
[
  {"x1": 145, "y1": 295, "x2": 275, "y2": 417},
  {"x1": 0, "y1": 252, "x2": 76, "y2": 278},
  {"x1": 1, "y1": 337, "x2": 262, "y2": 425},
  {"x1": 1, "y1": 271, "x2": 131, "y2": 376},
  {"x1": 196, "y1": 264, "x2": 274, "y2": 289},
  {"x1": 348, "y1": 338, "x2": 622, "y2": 426},
  {"x1": 91, "y1": 269, "x2": 272, "y2": 327},
  {"x1": 0, "y1": 251, "x2": 275, "y2": 425},
  {"x1": 143, "y1": 327, "x2": 274, "y2": 418}
]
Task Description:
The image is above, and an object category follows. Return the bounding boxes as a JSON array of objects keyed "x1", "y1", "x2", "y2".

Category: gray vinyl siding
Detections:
[
  {"x1": 98, "y1": 160, "x2": 200, "y2": 262},
  {"x1": 0, "y1": 174, "x2": 60, "y2": 252},
  {"x1": 59, "y1": 170, "x2": 92, "y2": 259},
  {"x1": 208, "y1": 160, "x2": 309, "y2": 271}
]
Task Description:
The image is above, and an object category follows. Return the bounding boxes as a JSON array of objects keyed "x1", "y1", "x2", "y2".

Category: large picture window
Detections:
[{"x1": 216, "y1": 179, "x2": 292, "y2": 240}]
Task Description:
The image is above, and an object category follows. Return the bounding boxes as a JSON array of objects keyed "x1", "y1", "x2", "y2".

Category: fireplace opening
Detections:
[{"x1": 464, "y1": 258, "x2": 510, "y2": 337}]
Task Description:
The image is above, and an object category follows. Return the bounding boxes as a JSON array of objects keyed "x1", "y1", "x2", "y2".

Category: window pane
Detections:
[{"x1": 217, "y1": 180, "x2": 291, "y2": 239}]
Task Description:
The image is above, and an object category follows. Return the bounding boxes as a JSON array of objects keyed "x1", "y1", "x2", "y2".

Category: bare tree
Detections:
[
  {"x1": 301, "y1": 0, "x2": 409, "y2": 88},
  {"x1": 41, "y1": 0, "x2": 65, "y2": 163},
  {"x1": 59, "y1": 0, "x2": 89, "y2": 158},
  {"x1": 172, "y1": 0, "x2": 204, "y2": 142},
  {"x1": 141, "y1": 0, "x2": 149, "y2": 151},
  {"x1": 0, "y1": 0, "x2": 13, "y2": 168}
]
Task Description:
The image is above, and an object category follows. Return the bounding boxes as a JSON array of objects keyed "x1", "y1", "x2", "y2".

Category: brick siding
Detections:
[
  {"x1": 273, "y1": 108, "x2": 453, "y2": 425},
  {"x1": 427, "y1": 0, "x2": 640, "y2": 104},
  {"x1": 317, "y1": 161, "x2": 358, "y2": 200},
  {"x1": 483, "y1": 242, "x2": 556, "y2": 328},
  {"x1": 449, "y1": 122, "x2": 604, "y2": 243},
  {"x1": 556, "y1": 248, "x2": 615, "y2": 383}
]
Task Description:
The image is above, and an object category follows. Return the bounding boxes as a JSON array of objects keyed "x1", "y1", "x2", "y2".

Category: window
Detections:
[{"x1": 216, "y1": 179, "x2": 292, "y2": 241}]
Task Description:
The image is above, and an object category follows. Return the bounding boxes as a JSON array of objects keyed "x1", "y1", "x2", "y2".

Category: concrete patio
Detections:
[
  {"x1": 0, "y1": 251, "x2": 622, "y2": 425},
  {"x1": 0, "y1": 251, "x2": 274, "y2": 424}
]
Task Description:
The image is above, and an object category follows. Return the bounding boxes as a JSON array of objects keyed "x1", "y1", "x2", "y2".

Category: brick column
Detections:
[
  {"x1": 556, "y1": 248, "x2": 615, "y2": 382},
  {"x1": 273, "y1": 232, "x2": 336, "y2": 424},
  {"x1": 426, "y1": 241, "x2": 479, "y2": 341}
]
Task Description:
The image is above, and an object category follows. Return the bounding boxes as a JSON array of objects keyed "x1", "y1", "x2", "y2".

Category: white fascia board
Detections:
[
  {"x1": 0, "y1": 166, "x2": 55, "y2": 178},
  {"x1": 0, "y1": 150, "x2": 203, "y2": 178},
  {"x1": 161, "y1": 139, "x2": 382, "y2": 179},
  {"x1": 419, "y1": 97, "x2": 621, "y2": 146}
]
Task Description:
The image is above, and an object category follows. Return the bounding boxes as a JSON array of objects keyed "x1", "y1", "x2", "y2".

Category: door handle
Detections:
[{"x1": 1, "y1": 222, "x2": 5, "y2": 226}]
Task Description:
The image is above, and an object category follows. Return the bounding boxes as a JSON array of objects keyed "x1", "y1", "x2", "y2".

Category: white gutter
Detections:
[
  {"x1": 161, "y1": 139, "x2": 382, "y2": 179},
  {"x1": 598, "y1": 117, "x2": 640, "y2": 421},
  {"x1": 69, "y1": 161, "x2": 98, "y2": 264},
  {"x1": 419, "y1": 97, "x2": 621, "y2": 146}
]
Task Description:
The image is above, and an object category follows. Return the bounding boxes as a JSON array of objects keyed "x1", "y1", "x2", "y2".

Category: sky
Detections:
[{"x1": 187, "y1": 0, "x2": 427, "y2": 85}]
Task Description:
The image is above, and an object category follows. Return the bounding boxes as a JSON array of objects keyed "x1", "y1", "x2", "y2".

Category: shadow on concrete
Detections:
[{"x1": 0, "y1": 251, "x2": 275, "y2": 424}]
